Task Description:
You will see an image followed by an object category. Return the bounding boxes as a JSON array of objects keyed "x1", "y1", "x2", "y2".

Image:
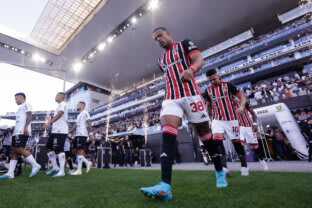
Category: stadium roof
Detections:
[{"x1": 0, "y1": 0, "x2": 299, "y2": 92}]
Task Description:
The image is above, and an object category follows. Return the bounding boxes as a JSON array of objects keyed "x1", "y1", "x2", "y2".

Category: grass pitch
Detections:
[{"x1": 0, "y1": 167, "x2": 311, "y2": 208}]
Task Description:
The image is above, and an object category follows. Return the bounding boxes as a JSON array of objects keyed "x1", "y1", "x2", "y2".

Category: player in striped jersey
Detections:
[
  {"x1": 140, "y1": 27, "x2": 226, "y2": 201},
  {"x1": 203, "y1": 69, "x2": 250, "y2": 176},
  {"x1": 234, "y1": 100, "x2": 268, "y2": 171}
]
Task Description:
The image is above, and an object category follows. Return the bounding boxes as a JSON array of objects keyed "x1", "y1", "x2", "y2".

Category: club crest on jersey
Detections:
[{"x1": 222, "y1": 86, "x2": 228, "y2": 92}]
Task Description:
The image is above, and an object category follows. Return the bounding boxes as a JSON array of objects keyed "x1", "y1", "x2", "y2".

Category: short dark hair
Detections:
[
  {"x1": 15, "y1": 92, "x2": 26, "y2": 99},
  {"x1": 206, "y1": 69, "x2": 217, "y2": 77},
  {"x1": 79, "y1": 101, "x2": 86, "y2": 106},
  {"x1": 307, "y1": 117, "x2": 312, "y2": 122},
  {"x1": 153, "y1": 27, "x2": 168, "y2": 33},
  {"x1": 57, "y1": 92, "x2": 66, "y2": 99},
  {"x1": 58, "y1": 92, "x2": 65, "y2": 96}
]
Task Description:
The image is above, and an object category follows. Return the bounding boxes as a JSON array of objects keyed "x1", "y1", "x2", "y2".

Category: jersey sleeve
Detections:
[
  {"x1": 201, "y1": 89, "x2": 212, "y2": 104},
  {"x1": 86, "y1": 112, "x2": 91, "y2": 120},
  {"x1": 181, "y1": 39, "x2": 200, "y2": 56},
  {"x1": 25, "y1": 103, "x2": 32, "y2": 112},
  {"x1": 228, "y1": 82, "x2": 241, "y2": 97},
  {"x1": 58, "y1": 102, "x2": 66, "y2": 113}
]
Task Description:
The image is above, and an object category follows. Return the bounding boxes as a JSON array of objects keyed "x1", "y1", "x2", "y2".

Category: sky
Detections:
[
  {"x1": 0, "y1": 64, "x2": 74, "y2": 126},
  {"x1": 0, "y1": 0, "x2": 47, "y2": 37},
  {"x1": 0, "y1": 1, "x2": 75, "y2": 126}
]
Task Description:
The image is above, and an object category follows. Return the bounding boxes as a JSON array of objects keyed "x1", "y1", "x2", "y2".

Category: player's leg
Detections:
[
  {"x1": 65, "y1": 151, "x2": 75, "y2": 174},
  {"x1": 183, "y1": 95, "x2": 226, "y2": 187},
  {"x1": 0, "y1": 144, "x2": 18, "y2": 178},
  {"x1": 194, "y1": 122, "x2": 227, "y2": 188},
  {"x1": 46, "y1": 134, "x2": 59, "y2": 175},
  {"x1": 71, "y1": 137, "x2": 91, "y2": 175},
  {"x1": 200, "y1": 145, "x2": 208, "y2": 165},
  {"x1": 52, "y1": 134, "x2": 66, "y2": 177},
  {"x1": 245, "y1": 128, "x2": 268, "y2": 170},
  {"x1": 226, "y1": 122, "x2": 248, "y2": 175},
  {"x1": 15, "y1": 135, "x2": 41, "y2": 178},
  {"x1": 140, "y1": 99, "x2": 183, "y2": 201},
  {"x1": 216, "y1": 139, "x2": 230, "y2": 176}
]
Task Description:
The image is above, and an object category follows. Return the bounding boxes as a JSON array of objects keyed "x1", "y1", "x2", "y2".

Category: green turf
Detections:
[{"x1": 0, "y1": 167, "x2": 311, "y2": 208}]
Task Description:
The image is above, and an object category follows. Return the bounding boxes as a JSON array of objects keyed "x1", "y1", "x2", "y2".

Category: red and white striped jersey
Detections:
[
  {"x1": 234, "y1": 100, "x2": 254, "y2": 127},
  {"x1": 158, "y1": 40, "x2": 201, "y2": 100},
  {"x1": 202, "y1": 81, "x2": 240, "y2": 121}
]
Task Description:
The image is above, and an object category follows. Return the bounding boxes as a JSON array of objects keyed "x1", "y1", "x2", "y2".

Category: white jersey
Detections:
[
  {"x1": 64, "y1": 138, "x2": 70, "y2": 152},
  {"x1": 52, "y1": 101, "x2": 68, "y2": 134},
  {"x1": 13, "y1": 102, "x2": 32, "y2": 136},
  {"x1": 75, "y1": 110, "x2": 91, "y2": 137}
]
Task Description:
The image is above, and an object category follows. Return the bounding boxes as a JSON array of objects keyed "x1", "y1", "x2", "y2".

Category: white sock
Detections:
[
  {"x1": 77, "y1": 155, "x2": 83, "y2": 172},
  {"x1": 203, "y1": 156, "x2": 208, "y2": 163},
  {"x1": 47, "y1": 151, "x2": 59, "y2": 170},
  {"x1": 7, "y1": 160, "x2": 17, "y2": 176},
  {"x1": 25, "y1": 155, "x2": 38, "y2": 168},
  {"x1": 82, "y1": 156, "x2": 89, "y2": 166},
  {"x1": 58, "y1": 153, "x2": 66, "y2": 173}
]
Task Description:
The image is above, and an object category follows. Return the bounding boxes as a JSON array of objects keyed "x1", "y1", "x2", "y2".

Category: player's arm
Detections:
[
  {"x1": 69, "y1": 123, "x2": 77, "y2": 134},
  {"x1": 87, "y1": 119, "x2": 94, "y2": 142},
  {"x1": 42, "y1": 110, "x2": 64, "y2": 130},
  {"x1": 247, "y1": 104, "x2": 258, "y2": 132},
  {"x1": 180, "y1": 40, "x2": 205, "y2": 82},
  {"x1": 228, "y1": 82, "x2": 246, "y2": 115},
  {"x1": 24, "y1": 111, "x2": 32, "y2": 136}
]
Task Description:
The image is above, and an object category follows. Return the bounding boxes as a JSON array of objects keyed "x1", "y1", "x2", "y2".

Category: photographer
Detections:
[{"x1": 301, "y1": 117, "x2": 312, "y2": 162}]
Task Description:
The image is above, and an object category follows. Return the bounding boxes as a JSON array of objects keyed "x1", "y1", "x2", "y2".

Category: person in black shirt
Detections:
[
  {"x1": 301, "y1": 117, "x2": 312, "y2": 162},
  {"x1": 111, "y1": 137, "x2": 122, "y2": 168},
  {"x1": 122, "y1": 135, "x2": 133, "y2": 167}
]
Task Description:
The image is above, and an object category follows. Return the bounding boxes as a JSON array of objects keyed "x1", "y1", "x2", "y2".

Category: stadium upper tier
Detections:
[{"x1": 90, "y1": 16, "x2": 312, "y2": 120}]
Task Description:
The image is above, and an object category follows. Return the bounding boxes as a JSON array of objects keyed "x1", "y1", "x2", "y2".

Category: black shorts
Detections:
[
  {"x1": 65, "y1": 151, "x2": 72, "y2": 159},
  {"x1": 12, "y1": 135, "x2": 29, "y2": 148},
  {"x1": 73, "y1": 136, "x2": 87, "y2": 150},
  {"x1": 46, "y1": 133, "x2": 67, "y2": 152}
]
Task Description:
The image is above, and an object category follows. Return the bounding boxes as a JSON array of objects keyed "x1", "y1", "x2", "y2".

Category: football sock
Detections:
[
  {"x1": 47, "y1": 151, "x2": 59, "y2": 170},
  {"x1": 161, "y1": 125, "x2": 177, "y2": 185},
  {"x1": 58, "y1": 153, "x2": 66, "y2": 173}
]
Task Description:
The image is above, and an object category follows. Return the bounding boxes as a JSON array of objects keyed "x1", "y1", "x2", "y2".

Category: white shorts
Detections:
[
  {"x1": 211, "y1": 120, "x2": 239, "y2": 140},
  {"x1": 160, "y1": 95, "x2": 209, "y2": 123},
  {"x1": 239, "y1": 126, "x2": 258, "y2": 144}
]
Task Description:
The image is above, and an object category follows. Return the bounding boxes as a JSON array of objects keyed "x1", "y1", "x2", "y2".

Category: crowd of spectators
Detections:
[
  {"x1": 244, "y1": 71, "x2": 312, "y2": 106},
  {"x1": 204, "y1": 15, "x2": 311, "y2": 64},
  {"x1": 93, "y1": 109, "x2": 161, "y2": 135}
]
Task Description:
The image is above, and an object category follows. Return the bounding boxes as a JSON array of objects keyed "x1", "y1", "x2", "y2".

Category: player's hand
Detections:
[
  {"x1": 180, "y1": 68, "x2": 194, "y2": 82},
  {"x1": 42, "y1": 123, "x2": 50, "y2": 131},
  {"x1": 24, "y1": 127, "x2": 29, "y2": 136},
  {"x1": 236, "y1": 105, "x2": 244, "y2": 115},
  {"x1": 252, "y1": 124, "x2": 258, "y2": 132}
]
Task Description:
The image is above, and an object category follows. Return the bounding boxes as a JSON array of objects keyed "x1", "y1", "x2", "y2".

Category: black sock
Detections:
[
  {"x1": 67, "y1": 159, "x2": 74, "y2": 170},
  {"x1": 203, "y1": 139, "x2": 223, "y2": 172},
  {"x1": 161, "y1": 132, "x2": 177, "y2": 185},
  {"x1": 233, "y1": 142, "x2": 247, "y2": 167},
  {"x1": 216, "y1": 141, "x2": 227, "y2": 168},
  {"x1": 253, "y1": 147, "x2": 264, "y2": 161}
]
